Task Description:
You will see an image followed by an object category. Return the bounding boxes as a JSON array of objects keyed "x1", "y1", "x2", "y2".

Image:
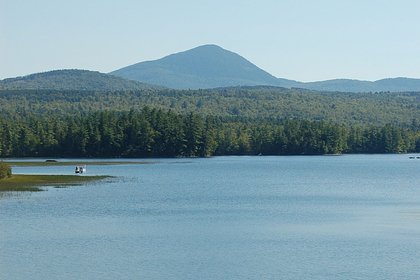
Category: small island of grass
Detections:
[
  {"x1": 0, "y1": 161, "x2": 113, "y2": 192},
  {"x1": 0, "y1": 174, "x2": 111, "y2": 192}
]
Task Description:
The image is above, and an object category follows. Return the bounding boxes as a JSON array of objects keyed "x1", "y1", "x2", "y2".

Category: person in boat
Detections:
[{"x1": 75, "y1": 166, "x2": 80, "y2": 173}]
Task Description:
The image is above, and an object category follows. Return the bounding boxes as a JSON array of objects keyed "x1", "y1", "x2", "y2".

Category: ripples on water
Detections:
[{"x1": 1, "y1": 155, "x2": 420, "y2": 279}]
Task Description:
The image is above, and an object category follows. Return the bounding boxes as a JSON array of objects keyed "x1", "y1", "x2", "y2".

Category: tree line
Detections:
[
  {"x1": 0, "y1": 107, "x2": 418, "y2": 158},
  {"x1": 1, "y1": 88, "x2": 419, "y2": 127}
]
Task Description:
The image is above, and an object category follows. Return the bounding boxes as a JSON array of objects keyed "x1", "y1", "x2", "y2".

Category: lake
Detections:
[{"x1": 1, "y1": 155, "x2": 420, "y2": 279}]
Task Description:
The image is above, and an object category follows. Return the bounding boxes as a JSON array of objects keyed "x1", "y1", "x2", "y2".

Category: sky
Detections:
[{"x1": 1, "y1": 0, "x2": 419, "y2": 81}]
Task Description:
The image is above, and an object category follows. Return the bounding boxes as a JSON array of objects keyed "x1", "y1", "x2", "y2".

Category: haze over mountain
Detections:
[
  {"x1": 110, "y1": 45, "x2": 300, "y2": 89},
  {"x1": 111, "y1": 44, "x2": 420, "y2": 92},
  {"x1": 0, "y1": 69, "x2": 155, "y2": 91}
]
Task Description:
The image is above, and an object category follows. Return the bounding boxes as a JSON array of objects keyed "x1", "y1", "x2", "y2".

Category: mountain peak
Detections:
[
  {"x1": 110, "y1": 44, "x2": 297, "y2": 89},
  {"x1": 168, "y1": 44, "x2": 228, "y2": 56},
  {"x1": 189, "y1": 44, "x2": 224, "y2": 50}
]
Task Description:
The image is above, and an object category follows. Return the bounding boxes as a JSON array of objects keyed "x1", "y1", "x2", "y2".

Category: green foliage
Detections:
[
  {"x1": 0, "y1": 162, "x2": 12, "y2": 179},
  {"x1": 0, "y1": 174, "x2": 109, "y2": 192},
  {"x1": 0, "y1": 109, "x2": 418, "y2": 158},
  {"x1": 0, "y1": 83, "x2": 419, "y2": 157},
  {"x1": 0, "y1": 87, "x2": 418, "y2": 127}
]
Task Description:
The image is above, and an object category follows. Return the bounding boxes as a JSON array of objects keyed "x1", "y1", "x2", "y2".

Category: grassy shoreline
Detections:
[
  {"x1": 6, "y1": 160, "x2": 152, "y2": 167},
  {"x1": 0, "y1": 174, "x2": 111, "y2": 192}
]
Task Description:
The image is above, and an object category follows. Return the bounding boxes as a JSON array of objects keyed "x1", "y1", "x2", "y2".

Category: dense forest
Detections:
[
  {"x1": 1, "y1": 87, "x2": 419, "y2": 127},
  {"x1": 1, "y1": 85, "x2": 419, "y2": 157},
  {"x1": 0, "y1": 108, "x2": 419, "y2": 158}
]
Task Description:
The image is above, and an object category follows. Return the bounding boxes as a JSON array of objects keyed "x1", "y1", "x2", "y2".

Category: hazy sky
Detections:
[{"x1": 1, "y1": 0, "x2": 419, "y2": 81}]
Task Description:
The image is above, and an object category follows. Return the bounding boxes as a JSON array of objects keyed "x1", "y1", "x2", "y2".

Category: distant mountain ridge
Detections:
[
  {"x1": 111, "y1": 44, "x2": 420, "y2": 92},
  {"x1": 302, "y1": 77, "x2": 420, "y2": 92},
  {"x1": 0, "y1": 69, "x2": 155, "y2": 91},
  {"x1": 2, "y1": 45, "x2": 420, "y2": 92}
]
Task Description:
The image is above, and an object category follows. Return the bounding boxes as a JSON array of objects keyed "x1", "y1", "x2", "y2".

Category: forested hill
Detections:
[
  {"x1": 0, "y1": 86, "x2": 419, "y2": 127},
  {"x1": 0, "y1": 69, "x2": 157, "y2": 91},
  {"x1": 302, "y1": 78, "x2": 420, "y2": 93}
]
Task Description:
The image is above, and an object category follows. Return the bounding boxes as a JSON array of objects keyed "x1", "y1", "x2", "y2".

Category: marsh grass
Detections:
[
  {"x1": 0, "y1": 174, "x2": 110, "y2": 192},
  {"x1": 6, "y1": 161, "x2": 152, "y2": 167}
]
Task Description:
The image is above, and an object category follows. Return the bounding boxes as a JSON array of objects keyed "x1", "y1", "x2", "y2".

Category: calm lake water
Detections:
[{"x1": 1, "y1": 155, "x2": 420, "y2": 279}]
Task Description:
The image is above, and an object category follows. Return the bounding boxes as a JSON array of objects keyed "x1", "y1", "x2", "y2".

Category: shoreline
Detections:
[
  {"x1": 0, "y1": 174, "x2": 111, "y2": 192},
  {"x1": 5, "y1": 160, "x2": 153, "y2": 167}
]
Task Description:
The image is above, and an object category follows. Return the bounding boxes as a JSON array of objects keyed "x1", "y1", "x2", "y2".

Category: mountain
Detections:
[
  {"x1": 111, "y1": 44, "x2": 420, "y2": 92},
  {"x1": 3, "y1": 46, "x2": 420, "y2": 92},
  {"x1": 301, "y1": 79, "x2": 376, "y2": 92},
  {"x1": 110, "y1": 44, "x2": 300, "y2": 89},
  {"x1": 373, "y1": 78, "x2": 420, "y2": 92},
  {"x1": 0, "y1": 69, "x2": 156, "y2": 91},
  {"x1": 301, "y1": 77, "x2": 420, "y2": 92}
]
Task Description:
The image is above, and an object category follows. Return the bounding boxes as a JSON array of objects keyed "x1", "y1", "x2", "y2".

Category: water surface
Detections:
[{"x1": 1, "y1": 155, "x2": 420, "y2": 279}]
